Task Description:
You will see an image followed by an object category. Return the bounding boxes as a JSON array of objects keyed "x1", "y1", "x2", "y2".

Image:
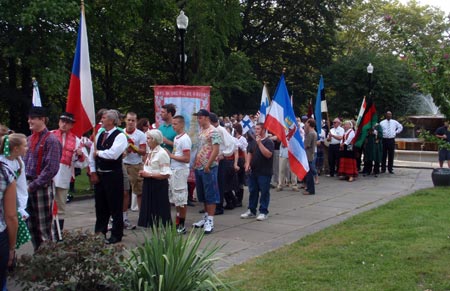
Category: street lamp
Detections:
[
  {"x1": 367, "y1": 63, "x2": 374, "y2": 96},
  {"x1": 177, "y1": 10, "x2": 188, "y2": 84}
]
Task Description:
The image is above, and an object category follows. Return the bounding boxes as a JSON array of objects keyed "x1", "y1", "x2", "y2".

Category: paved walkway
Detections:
[{"x1": 13, "y1": 163, "x2": 437, "y2": 275}]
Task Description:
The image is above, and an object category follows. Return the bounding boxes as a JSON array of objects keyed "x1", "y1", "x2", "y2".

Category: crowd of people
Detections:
[{"x1": 1, "y1": 103, "x2": 450, "y2": 289}]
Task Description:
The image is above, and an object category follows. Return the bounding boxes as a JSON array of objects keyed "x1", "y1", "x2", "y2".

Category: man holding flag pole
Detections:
[{"x1": 264, "y1": 69, "x2": 309, "y2": 195}]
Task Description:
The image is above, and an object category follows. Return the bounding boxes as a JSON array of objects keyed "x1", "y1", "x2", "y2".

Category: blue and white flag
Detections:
[
  {"x1": 257, "y1": 84, "x2": 270, "y2": 123},
  {"x1": 32, "y1": 78, "x2": 42, "y2": 107},
  {"x1": 264, "y1": 74, "x2": 309, "y2": 179},
  {"x1": 240, "y1": 114, "x2": 253, "y2": 135}
]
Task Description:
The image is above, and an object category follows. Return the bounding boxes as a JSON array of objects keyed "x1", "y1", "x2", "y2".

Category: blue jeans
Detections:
[
  {"x1": 305, "y1": 161, "x2": 315, "y2": 194},
  {"x1": 195, "y1": 167, "x2": 220, "y2": 204},
  {"x1": 248, "y1": 174, "x2": 271, "y2": 215}
]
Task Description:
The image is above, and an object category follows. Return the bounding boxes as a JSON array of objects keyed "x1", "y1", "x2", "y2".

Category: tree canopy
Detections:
[{"x1": 1, "y1": 0, "x2": 449, "y2": 133}]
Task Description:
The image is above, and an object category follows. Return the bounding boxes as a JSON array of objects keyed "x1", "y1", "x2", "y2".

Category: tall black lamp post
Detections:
[
  {"x1": 177, "y1": 10, "x2": 188, "y2": 84},
  {"x1": 367, "y1": 63, "x2": 374, "y2": 96}
]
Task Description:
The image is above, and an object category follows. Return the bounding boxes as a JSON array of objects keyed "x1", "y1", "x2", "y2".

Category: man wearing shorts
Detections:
[
  {"x1": 167, "y1": 115, "x2": 191, "y2": 234},
  {"x1": 191, "y1": 109, "x2": 221, "y2": 234},
  {"x1": 123, "y1": 112, "x2": 146, "y2": 228}
]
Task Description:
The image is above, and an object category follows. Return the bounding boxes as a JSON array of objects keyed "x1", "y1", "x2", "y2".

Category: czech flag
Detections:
[
  {"x1": 264, "y1": 74, "x2": 309, "y2": 179},
  {"x1": 66, "y1": 9, "x2": 95, "y2": 137}
]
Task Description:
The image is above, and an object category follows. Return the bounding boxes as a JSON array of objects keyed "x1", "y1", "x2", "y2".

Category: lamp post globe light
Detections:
[
  {"x1": 367, "y1": 63, "x2": 374, "y2": 96},
  {"x1": 177, "y1": 10, "x2": 188, "y2": 84}
]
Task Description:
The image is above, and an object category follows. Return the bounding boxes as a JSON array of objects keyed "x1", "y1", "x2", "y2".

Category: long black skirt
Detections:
[{"x1": 138, "y1": 178, "x2": 172, "y2": 228}]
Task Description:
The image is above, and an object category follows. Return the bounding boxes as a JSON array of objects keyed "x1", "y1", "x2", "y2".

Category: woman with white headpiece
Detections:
[
  {"x1": 138, "y1": 129, "x2": 172, "y2": 228},
  {"x1": 338, "y1": 120, "x2": 358, "y2": 182}
]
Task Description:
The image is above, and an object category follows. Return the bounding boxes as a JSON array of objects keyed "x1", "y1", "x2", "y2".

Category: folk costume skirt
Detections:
[{"x1": 138, "y1": 177, "x2": 172, "y2": 228}]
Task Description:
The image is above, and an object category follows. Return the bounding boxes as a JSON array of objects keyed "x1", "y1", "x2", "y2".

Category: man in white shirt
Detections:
[
  {"x1": 89, "y1": 110, "x2": 128, "y2": 244},
  {"x1": 326, "y1": 118, "x2": 344, "y2": 177},
  {"x1": 167, "y1": 115, "x2": 191, "y2": 234},
  {"x1": 380, "y1": 111, "x2": 403, "y2": 174},
  {"x1": 123, "y1": 112, "x2": 146, "y2": 229}
]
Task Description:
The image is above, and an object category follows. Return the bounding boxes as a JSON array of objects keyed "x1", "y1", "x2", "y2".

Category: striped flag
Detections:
[
  {"x1": 66, "y1": 8, "x2": 95, "y2": 137},
  {"x1": 353, "y1": 96, "x2": 377, "y2": 148},
  {"x1": 257, "y1": 83, "x2": 270, "y2": 123},
  {"x1": 32, "y1": 78, "x2": 42, "y2": 107},
  {"x1": 264, "y1": 74, "x2": 309, "y2": 179},
  {"x1": 314, "y1": 76, "x2": 326, "y2": 135}
]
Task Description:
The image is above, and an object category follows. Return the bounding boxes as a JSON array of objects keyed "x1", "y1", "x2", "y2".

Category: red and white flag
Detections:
[
  {"x1": 66, "y1": 8, "x2": 95, "y2": 137},
  {"x1": 264, "y1": 74, "x2": 309, "y2": 179}
]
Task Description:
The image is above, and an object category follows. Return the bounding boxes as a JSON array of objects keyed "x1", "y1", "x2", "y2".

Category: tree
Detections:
[{"x1": 324, "y1": 50, "x2": 417, "y2": 118}]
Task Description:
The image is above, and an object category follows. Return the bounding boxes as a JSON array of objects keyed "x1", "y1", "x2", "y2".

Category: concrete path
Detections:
[{"x1": 14, "y1": 165, "x2": 436, "y2": 274}]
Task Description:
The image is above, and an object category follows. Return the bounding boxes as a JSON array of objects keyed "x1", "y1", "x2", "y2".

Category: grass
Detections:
[
  {"x1": 72, "y1": 168, "x2": 94, "y2": 197},
  {"x1": 223, "y1": 187, "x2": 450, "y2": 291}
]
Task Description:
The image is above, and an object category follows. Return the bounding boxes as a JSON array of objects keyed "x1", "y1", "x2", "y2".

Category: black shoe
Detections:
[
  {"x1": 187, "y1": 200, "x2": 195, "y2": 207},
  {"x1": 224, "y1": 204, "x2": 235, "y2": 210},
  {"x1": 214, "y1": 209, "x2": 224, "y2": 215},
  {"x1": 199, "y1": 209, "x2": 206, "y2": 214},
  {"x1": 105, "y1": 236, "x2": 122, "y2": 244},
  {"x1": 381, "y1": 170, "x2": 386, "y2": 173},
  {"x1": 389, "y1": 171, "x2": 394, "y2": 174},
  {"x1": 235, "y1": 201, "x2": 243, "y2": 207},
  {"x1": 66, "y1": 193, "x2": 74, "y2": 203}
]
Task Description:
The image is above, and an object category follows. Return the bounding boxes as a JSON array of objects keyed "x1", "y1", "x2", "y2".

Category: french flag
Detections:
[
  {"x1": 264, "y1": 74, "x2": 309, "y2": 179},
  {"x1": 66, "y1": 9, "x2": 95, "y2": 137}
]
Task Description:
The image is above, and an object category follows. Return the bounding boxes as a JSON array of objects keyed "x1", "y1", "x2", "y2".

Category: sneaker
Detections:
[
  {"x1": 204, "y1": 219, "x2": 214, "y2": 234},
  {"x1": 193, "y1": 214, "x2": 208, "y2": 228},
  {"x1": 256, "y1": 213, "x2": 268, "y2": 221},
  {"x1": 107, "y1": 222, "x2": 112, "y2": 231},
  {"x1": 124, "y1": 219, "x2": 136, "y2": 230},
  {"x1": 176, "y1": 225, "x2": 187, "y2": 234},
  {"x1": 240, "y1": 209, "x2": 256, "y2": 219}
]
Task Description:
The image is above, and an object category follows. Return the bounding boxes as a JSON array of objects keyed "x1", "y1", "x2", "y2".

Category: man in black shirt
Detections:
[
  {"x1": 435, "y1": 120, "x2": 450, "y2": 168},
  {"x1": 240, "y1": 123, "x2": 274, "y2": 221}
]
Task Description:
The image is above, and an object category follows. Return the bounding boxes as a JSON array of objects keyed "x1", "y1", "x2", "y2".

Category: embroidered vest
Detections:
[{"x1": 52, "y1": 130, "x2": 77, "y2": 166}]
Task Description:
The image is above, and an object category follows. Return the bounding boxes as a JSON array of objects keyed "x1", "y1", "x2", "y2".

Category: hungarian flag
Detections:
[
  {"x1": 257, "y1": 83, "x2": 271, "y2": 123},
  {"x1": 66, "y1": 9, "x2": 95, "y2": 137},
  {"x1": 314, "y1": 75, "x2": 326, "y2": 135},
  {"x1": 353, "y1": 96, "x2": 377, "y2": 148},
  {"x1": 307, "y1": 98, "x2": 313, "y2": 118},
  {"x1": 264, "y1": 74, "x2": 309, "y2": 179}
]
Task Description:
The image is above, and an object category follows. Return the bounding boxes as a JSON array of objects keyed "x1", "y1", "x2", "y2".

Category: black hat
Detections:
[
  {"x1": 28, "y1": 107, "x2": 48, "y2": 118},
  {"x1": 209, "y1": 112, "x2": 219, "y2": 123},
  {"x1": 193, "y1": 109, "x2": 210, "y2": 117},
  {"x1": 59, "y1": 112, "x2": 76, "y2": 123}
]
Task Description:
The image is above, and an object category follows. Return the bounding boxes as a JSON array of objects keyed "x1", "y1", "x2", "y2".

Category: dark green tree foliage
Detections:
[
  {"x1": 0, "y1": 0, "x2": 79, "y2": 132},
  {"x1": 236, "y1": 0, "x2": 351, "y2": 114},
  {"x1": 324, "y1": 50, "x2": 415, "y2": 119}
]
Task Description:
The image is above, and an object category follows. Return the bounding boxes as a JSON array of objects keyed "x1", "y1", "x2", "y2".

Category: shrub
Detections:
[
  {"x1": 114, "y1": 224, "x2": 233, "y2": 291},
  {"x1": 13, "y1": 230, "x2": 123, "y2": 291}
]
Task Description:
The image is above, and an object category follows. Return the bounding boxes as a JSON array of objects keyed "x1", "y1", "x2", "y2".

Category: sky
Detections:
[{"x1": 399, "y1": 0, "x2": 450, "y2": 14}]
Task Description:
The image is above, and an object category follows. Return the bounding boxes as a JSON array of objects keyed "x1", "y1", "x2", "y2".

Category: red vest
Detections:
[{"x1": 52, "y1": 130, "x2": 77, "y2": 166}]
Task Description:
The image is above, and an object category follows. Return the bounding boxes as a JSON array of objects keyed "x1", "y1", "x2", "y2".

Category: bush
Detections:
[
  {"x1": 13, "y1": 230, "x2": 124, "y2": 291},
  {"x1": 114, "y1": 224, "x2": 233, "y2": 291}
]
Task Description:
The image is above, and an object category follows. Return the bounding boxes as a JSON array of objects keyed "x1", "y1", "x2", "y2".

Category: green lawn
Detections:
[
  {"x1": 223, "y1": 187, "x2": 450, "y2": 291},
  {"x1": 72, "y1": 168, "x2": 94, "y2": 197}
]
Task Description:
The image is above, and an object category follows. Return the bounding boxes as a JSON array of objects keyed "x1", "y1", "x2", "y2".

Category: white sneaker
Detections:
[
  {"x1": 124, "y1": 219, "x2": 136, "y2": 230},
  {"x1": 204, "y1": 219, "x2": 214, "y2": 234},
  {"x1": 193, "y1": 213, "x2": 207, "y2": 228},
  {"x1": 240, "y1": 209, "x2": 256, "y2": 219},
  {"x1": 256, "y1": 213, "x2": 268, "y2": 221}
]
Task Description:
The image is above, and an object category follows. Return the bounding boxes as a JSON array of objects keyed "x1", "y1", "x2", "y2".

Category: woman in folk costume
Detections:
[
  {"x1": 138, "y1": 129, "x2": 172, "y2": 228},
  {"x1": 338, "y1": 120, "x2": 358, "y2": 182}
]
